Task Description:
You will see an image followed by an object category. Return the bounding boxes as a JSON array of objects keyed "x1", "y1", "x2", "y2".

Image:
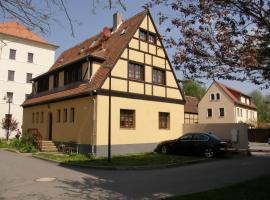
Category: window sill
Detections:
[
  {"x1": 128, "y1": 78, "x2": 144, "y2": 83},
  {"x1": 120, "y1": 127, "x2": 136, "y2": 130}
]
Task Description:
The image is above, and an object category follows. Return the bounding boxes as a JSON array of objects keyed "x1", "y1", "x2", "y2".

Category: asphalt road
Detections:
[{"x1": 0, "y1": 150, "x2": 270, "y2": 200}]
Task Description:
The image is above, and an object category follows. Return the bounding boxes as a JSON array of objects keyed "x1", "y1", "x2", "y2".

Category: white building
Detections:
[
  {"x1": 198, "y1": 80, "x2": 257, "y2": 126},
  {"x1": 0, "y1": 22, "x2": 57, "y2": 138}
]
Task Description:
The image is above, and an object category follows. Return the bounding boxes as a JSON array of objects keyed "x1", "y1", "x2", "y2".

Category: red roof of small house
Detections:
[
  {"x1": 184, "y1": 96, "x2": 199, "y2": 114},
  {"x1": 214, "y1": 80, "x2": 257, "y2": 110},
  {"x1": 0, "y1": 22, "x2": 57, "y2": 47}
]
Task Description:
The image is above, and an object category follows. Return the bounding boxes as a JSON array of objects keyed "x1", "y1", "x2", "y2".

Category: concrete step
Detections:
[{"x1": 41, "y1": 147, "x2": 58, "y2": 152}]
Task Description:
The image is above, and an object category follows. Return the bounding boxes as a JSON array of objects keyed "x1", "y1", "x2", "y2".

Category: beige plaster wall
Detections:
[
  {"x1": 183, "y1": 123, "x2": 249, "y2": 149},
  {"x1": 22, "y1": 97, "x2": 95, "y2": 144},
  {"x1": 96, "y1": 95, "x2": 184, "y2": 146}
]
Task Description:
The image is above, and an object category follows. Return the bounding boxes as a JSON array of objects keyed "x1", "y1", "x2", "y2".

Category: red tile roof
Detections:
[
  {"x1": 184, "y1": 96, "x2": 199, "y2": 114},
  {"x1": 23, "y1": 10, "x2": 148, "y2": 107},
  {"x1": 214, "y1": 80, "x2": 257, "y2": 110},
  {"x1": 0, "y1": 22, "x2": 57, "y2": 47}
]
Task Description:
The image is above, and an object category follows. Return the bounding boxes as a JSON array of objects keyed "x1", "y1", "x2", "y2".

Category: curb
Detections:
[
  {"x1": 3, "y1": 148, "x2": 33, "y2": 156},
  {"x1": 4, "y1": 148, "x2": 21, "y2": 154},
  {"x1": 32, "y1": 154, "x2": 210, "y2": 170}
]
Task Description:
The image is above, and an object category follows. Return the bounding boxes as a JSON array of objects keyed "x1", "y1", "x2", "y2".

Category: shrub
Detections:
[{"x1": 9, "y1": 132, "x2": 37, "y2": 153}]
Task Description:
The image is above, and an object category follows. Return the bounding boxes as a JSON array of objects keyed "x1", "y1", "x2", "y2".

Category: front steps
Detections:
[{"x1": 41, "y1": 141, "x2": 58, "y2": 152}]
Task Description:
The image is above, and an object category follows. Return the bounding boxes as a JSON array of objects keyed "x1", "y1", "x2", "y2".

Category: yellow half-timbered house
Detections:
[{"x1": 22, "y1": 10, "x2": 185, "y2": 155}]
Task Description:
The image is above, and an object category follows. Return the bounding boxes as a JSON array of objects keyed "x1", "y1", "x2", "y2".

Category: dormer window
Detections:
[
  {"x1": 120, "y1": 27, "x2": 128, "y2": 35},
  {"x1": 53, "y1": 73, "x2": 59, "y2": 88},
  {"x1": 37, "y1": 77, "x2": 49, "y2": 93},
  {"x1": 216, "y1": 93, "x2": 220, "y2": 100},
  {"x1": 78, "y1": 48, "x2": 85, "y2": 54},
  {"x1": 64, "y1": 64, "x2": 82, "y2": 85}
]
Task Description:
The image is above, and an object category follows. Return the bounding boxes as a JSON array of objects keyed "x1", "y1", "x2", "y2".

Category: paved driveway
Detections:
[{"x1": 0, "y1": 150, "x2": 270, "y2": 200}]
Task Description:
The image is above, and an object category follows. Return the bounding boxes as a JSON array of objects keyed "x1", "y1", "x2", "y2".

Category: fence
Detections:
[
  {"x1": 183, "y1": 123, "x2": 249, "y2": 149},
  {"x1": 248, "y1": 129, "x2": 270, "y2": 143}
]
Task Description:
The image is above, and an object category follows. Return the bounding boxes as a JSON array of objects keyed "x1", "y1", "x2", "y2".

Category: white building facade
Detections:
[{"x1": 0, "y1": 22, "x2": 57, "y2": 138}]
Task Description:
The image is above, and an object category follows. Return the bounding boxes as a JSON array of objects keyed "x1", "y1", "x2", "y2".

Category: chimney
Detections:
[{"x1": 113, "y1": 12, "x2": 122, "y2": 32}]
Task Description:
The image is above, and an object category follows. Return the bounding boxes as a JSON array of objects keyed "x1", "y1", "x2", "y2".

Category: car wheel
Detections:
[
  {"x1": 204, "y1": 148, "x2": 214, "y2": 158},
  {"x1": 161, "y1": 145, "x2": 168, "y2": 154}
]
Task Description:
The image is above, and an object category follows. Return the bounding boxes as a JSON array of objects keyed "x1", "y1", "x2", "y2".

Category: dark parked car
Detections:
[{"x1": 155, "y1": 133, "x2": 228, "y2": 158}]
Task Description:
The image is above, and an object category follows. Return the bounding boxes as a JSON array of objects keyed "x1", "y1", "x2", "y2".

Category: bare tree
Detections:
[{"x1": 0, "y1": 0, "x2": 126, "y2": 36}]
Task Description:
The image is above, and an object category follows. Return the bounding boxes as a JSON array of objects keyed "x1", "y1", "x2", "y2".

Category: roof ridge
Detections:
[{"x1": 214, "y1": 80, "x2": 251, "y2": 97}]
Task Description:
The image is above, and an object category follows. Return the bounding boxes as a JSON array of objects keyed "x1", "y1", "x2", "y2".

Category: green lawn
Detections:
[
  {"x1": 0, "y1": 140, "x2": 9, "y2": 148},
  {"x1": 168, "y1": 174, "x2": 270, "y2": 200},
  {"x1": 34, "y1": 152, "x2": 206, "y2": 167}
]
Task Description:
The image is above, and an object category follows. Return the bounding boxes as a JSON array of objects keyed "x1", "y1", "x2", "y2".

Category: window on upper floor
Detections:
[
  {"x1": 219, "y1": 108, "x2": 225, "y2": 117},
  {"x1": 159, "y1": 112, "x2": 170, "y2": 129},
  {"x1": 64, "y1": 65, "x2": 82, "y2": 85},
  {"x1": 139, "y1": 29, "x2": 147, "y2": 41},
  {"x1": 9, "y1": 49, "x2": 16, "y2": 60},
  {"x1": 6, "y1": 92, "x2": 13, "y2": 103},
  {"x1": 216, "y1": 93, "x2": 220, "y2": 100},
  {"x1": 8, "y1": 70, "x2": 15, "y2": 81},
  {"x1": 148, "y1": 32, "x2": 156, "y2": 44},
  {"x1": 28, "y1": 53, "x2": 34, "y2": 63},
  {"x1": 207, "y1": 108, "x2": 212, "y2": 117},
  {"x1": 153, "y1": 68, "x2": 166, "y2": 85},
  {"x1": 53, "y1": 73, "x2": 59, "y2": 88},
  {"x1": 37, "y1": 77, "x2": 49, "y2": 93},
  {"x1": 26, "y1": 73, "x2": 32, "y2": 83},
  {"x1": 128, "y1": 62, "x2": 144, "y2": 81},
  {"x1": 120, "y1": 109, "x2": 135, "y2": 129},
  {"x1": 210, "y1": 93, "x2": 215, "y2": 101}
]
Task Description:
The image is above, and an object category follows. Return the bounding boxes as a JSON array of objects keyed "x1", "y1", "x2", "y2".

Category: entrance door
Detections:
[{"x1": 48, "y1": 113, "x2": 53, "y2": 140}]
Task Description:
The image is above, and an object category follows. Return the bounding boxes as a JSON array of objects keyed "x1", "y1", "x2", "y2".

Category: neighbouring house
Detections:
[
  {"x1": 0, "y1": 22, "x2": 57, "y2": 138},
  {"x1": 184, "y1": 96, "x2": 198, "y2": 124},
  {"x1": 22, "y1": 10, "x2": 185, "y2": 155},
  {"x1": 198, "y1": 80, "x2": 257, "y2": 125}
]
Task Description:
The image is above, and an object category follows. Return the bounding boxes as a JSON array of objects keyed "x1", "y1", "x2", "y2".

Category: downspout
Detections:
[
  {"x1": 88, "y1": 56, "x2": 96, "y2": 155},
  {"x1": 92, "y1": 94, "x2": 97, "y2": 155}
]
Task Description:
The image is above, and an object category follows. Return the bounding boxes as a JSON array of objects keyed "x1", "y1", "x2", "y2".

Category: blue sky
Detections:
[{"x1": 41, "y1": 0, "x2": 268, "y2": 96}]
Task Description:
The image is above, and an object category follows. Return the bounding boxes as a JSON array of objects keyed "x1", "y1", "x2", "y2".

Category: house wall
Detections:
[
  {"x1": 184, "y1": 113, "x2": 198, "y2": 124},
  {"x1": 22, "y1": 97, "x2": 95, "y2": 152},
  {"x1": 101, "y1": 14, "x2": 182, "y2": 101},
  {"x1": 235, "y1": 106, "x2": 257, "y2": 124},
  {"x1": 0, "y1": 34, "x2": 55, "y2": 138},
  {"x1": 198, "y1": 83, "x2": 236, "y2": 123},
  {"x1": 95, "y1": 95, "x2": 184, "y2": 156}
]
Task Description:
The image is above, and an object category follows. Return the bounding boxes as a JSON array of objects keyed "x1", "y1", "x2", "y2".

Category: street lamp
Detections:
[{"x1": 3, "y1": 95, "x2": 12, "y2": 141}]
